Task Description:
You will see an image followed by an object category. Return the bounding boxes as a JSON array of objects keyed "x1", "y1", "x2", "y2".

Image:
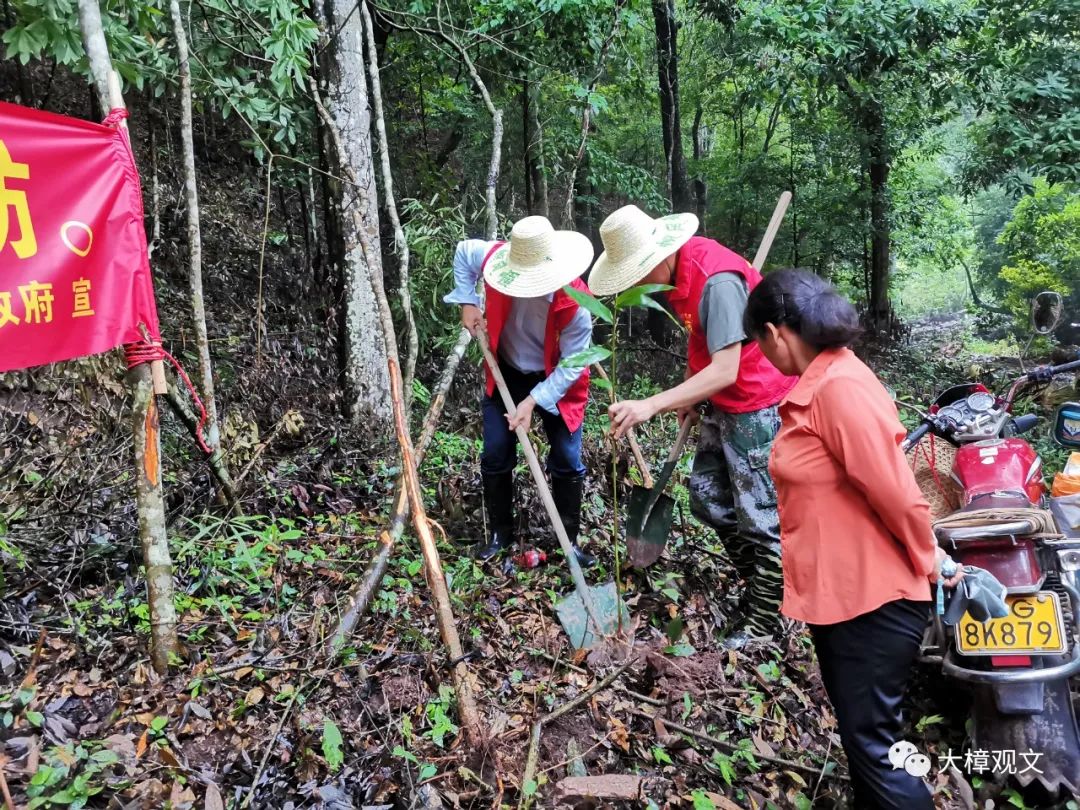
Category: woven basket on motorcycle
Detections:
[{"x1": 910, "y1": 434, "x2": 960, "y2": 520}]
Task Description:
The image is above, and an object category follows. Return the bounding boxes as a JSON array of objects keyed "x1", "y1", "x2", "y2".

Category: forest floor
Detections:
[{"x1": 3, "y1": 306, "x2": 1076, "y2": 810}]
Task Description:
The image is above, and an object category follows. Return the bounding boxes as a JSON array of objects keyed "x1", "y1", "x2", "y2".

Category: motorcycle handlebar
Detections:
[
  {"x1": 1007, "y1": 353, "x2": 1080, "y2": 405},
  {"x1": 902, "y1": 421, "x2": 932, "y2": 453},
  {"x1": 1045, "y1": 357, "x2": 1080, "y2": 378}
]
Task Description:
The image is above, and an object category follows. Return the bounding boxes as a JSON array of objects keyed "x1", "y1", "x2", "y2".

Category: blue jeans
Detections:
[{"x1": 481, "y1": 361, "x2": 585, "y2": 478}]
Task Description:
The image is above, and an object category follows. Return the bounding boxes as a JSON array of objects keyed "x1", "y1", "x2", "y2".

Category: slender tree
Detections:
[
  {"x1": 652, "y1": 0, "x2": 692, "y2": 213},
  {"x1": 314, "y1": 0, "x2": 391, "y2": 435}
]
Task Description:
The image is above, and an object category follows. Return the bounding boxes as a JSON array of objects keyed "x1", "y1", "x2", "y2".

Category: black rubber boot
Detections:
[
  {"x1": 475, "y1": 472, "x2": 514, "y2": 561},
  {"x1": 551, "y1": 475, "x2": 595, "y2": 568}
]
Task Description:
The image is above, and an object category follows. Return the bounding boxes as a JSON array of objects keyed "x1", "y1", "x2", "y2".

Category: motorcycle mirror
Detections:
[{"x1": 1032, "y1": 290, "x2": 1065, "y2": 335}]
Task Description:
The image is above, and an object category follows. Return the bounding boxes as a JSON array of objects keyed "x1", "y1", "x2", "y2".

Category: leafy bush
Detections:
[{"x1": 996, "y1": 179, "x2": 1080, "y2": 324}]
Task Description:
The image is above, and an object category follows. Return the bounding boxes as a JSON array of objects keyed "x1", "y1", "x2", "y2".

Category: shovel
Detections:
[
  {"x1": 620, "y1": 190, "x2": 793, "y2": 568},
  {"x1": 625, "y1": 418, "x2": 695, "y2": 568},
  {"x1": 476, "y1": 329, "x2": 629, "y2": 650}
]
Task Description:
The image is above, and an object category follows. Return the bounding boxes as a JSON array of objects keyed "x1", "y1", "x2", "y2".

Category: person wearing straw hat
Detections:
[
  {"x1": 589, "y1": 205, "x2": 797, "y2": 647},
  {"x1": 445, "y1": 216, "x2": 597, "y2": 566}
]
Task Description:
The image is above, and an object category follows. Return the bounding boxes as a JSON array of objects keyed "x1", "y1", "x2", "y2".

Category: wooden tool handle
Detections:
[
  {"x1": 751, "y1": 191, "x2": 792, "y2": 271},
  {"x1": 667, "y1": 417, "x2": 695, "y2": 464},
  {"x1": 476, "y1": 328, "x2": 605, "y2": 632},
  {"x1": 592, "y1": 363, "x2": 655, "y2": 489}
]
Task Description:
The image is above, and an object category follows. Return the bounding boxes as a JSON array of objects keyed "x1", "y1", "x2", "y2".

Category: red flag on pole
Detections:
[{"x1": 0, "y1": 100, "x2": 160, "y2": 372}]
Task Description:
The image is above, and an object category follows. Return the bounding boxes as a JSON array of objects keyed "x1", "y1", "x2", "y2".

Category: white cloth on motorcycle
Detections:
[
  {"x1": 1050, "y1": 494, "x2": 1080, "y2": 538},
  {"x1": 942, "y1": 567, "x2": 1009, "y2": 626},
  {"x1": 932, "y1": 506, "x2": 1059, "y2": 540}
]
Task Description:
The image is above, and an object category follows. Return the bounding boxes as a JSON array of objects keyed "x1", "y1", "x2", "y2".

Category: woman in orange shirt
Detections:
[{"x1": 743, "y1": 269, "x2": 959, "y2": 810}]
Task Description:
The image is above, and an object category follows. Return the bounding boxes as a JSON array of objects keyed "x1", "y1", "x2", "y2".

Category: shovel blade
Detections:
[
  {"x1": 555, "y1": 581, "x2": 630, "y2": 650},
  {"x1": 626, "y1": 487, "x2": 675, "y2": 569}
]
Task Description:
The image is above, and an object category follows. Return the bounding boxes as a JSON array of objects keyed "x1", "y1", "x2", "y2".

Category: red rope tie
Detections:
[
  {"x1": 103, "y1": 108, "x2": 129, "y2": 128},
  {"x1": 124, "y1": 341, "x2": 212, "y2": 455}
]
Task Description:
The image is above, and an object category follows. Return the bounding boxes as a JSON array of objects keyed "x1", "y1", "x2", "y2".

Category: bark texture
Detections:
[
  {"x1": 523, "y1": 78, "x2": 548, "y2": 217},
  {"x1": 78, "y1": 2, "x2": 178, "y2": 673},
  {"x1": 169, "y1": 0, "x2": 224, "y2": 461},
  {"x1": 75, "y1": 0, "x2": 110, "y2": 110},
  {"x1": 316, "y1": 0, "x2": 391, "y2": 433},
  {"x1": 131, "y1": 369, "x2": 179, "y2": 673},
  {"x1": 361, "y1": 2, "x2": 418, "y2": 407},
  {"x1": 652, "y1": 0, "x2": 692, "y2": 213}
]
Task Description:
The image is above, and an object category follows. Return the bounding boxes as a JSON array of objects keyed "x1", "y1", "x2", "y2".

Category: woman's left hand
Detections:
[{"x1": 933, "y1": 546, "x2": 965, "y2": 588}]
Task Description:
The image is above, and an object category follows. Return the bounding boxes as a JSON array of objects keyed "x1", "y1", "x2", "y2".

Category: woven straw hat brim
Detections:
[
  {"x1": 589, "y1": 212, "x2": 699, "y2": 296},
  {"x1": 483, "y1": 231, "x2": 595, "y2": 298}
]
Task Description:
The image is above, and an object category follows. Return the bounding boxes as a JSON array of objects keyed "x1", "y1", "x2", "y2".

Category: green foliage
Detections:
[
  {"x1": 963, "y1": 0, "x2": 1080, "y2": 189},
  {"x1": 4, "y1": 0, "x2": 317, "y2": 153},
  {"x1": 424, "y1": 685, "x2": 459, "y2": 748},
  {"x1": 996, "y1": 179, "x2": 1080, "y2": 321},
  {"x1": 322, "y1": 719, "x2": 344, "y2": 772},
  {"x1": 26, "y1": 743, "x2": 124, "y2": 810}
]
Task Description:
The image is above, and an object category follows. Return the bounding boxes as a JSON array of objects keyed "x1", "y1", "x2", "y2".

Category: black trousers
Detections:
[{"x1": 809, "y1": 599, "x2": 933, "y2": 810}]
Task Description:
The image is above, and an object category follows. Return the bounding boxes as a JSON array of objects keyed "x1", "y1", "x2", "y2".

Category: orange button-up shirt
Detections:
[{"x1": 770, "y1": 348, "x2": 935, "y2": 625}]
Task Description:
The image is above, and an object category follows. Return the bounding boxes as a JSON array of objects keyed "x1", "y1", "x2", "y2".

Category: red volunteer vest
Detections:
[
  {"x1": 667, "y1": 237, "x2": 797, "y2": 413},
  {"x1": 480, "y1": 243, "x2": 591, "y2": 432}
]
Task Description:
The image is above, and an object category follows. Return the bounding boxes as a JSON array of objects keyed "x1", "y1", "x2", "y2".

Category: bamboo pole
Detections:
[
  {"x1": 388, "y1": 357, "x2": 484, "y2": 748},
  {"x1": 752, "y1": 191, "x2": 792, "y2": 271},
  {"x1": 327, "y1": 327, "x2": 469, "y2": 651},
  {"x1": 311, "y1": 80, "x2": 485, "y2": 746},
  {"x1": 76, "y1": 4, "x2": 179, "y2": 673}
]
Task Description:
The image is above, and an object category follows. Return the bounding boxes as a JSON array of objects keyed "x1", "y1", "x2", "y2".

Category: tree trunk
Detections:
[
  {"x1": 315, "y1": 0, "x2": 391, "y2": 436},
  {"x1": 523, "y1": 78, "x2": 548, "y2": 217},
  {"x1": 652, "y1": 0, "x2": 692, "y2": 213},
  {"x1": 77, "y1": 0, "x2": 178, "y2": 673},
  {"x1": 691, "y1": 103, "x2": 707, "y2": 231},
  {"x1": 522, "y1": 82, "x2": 532, "y2": 214},
  {"x1": 131, "y1": 371, "x2": 178, "y2": 674},
  {"x1": 865, "y1": 102, "x2": 891, "y2": 325},
  {"x1": 169, "y1": 0, "x2": 223, "y2": 457},
  {"x1": 361, "y1": 2, "x2": 418, "y2": 409}
]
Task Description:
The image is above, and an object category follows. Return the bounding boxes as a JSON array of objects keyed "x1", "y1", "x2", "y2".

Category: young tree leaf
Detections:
[
  {"x1": 634, "y1": 293, "x2": 685, "y2": 330},
  {"x1": 322, "y1": 719, "x2": 344, "y2": 772},
  {"x1": 613, "y1": 283, "x2": 674, "y2": 308},
  {"x1": 559, "y1": 346, "x2": 612, "y2": 368},
  {"x1": 562, "y1": 286, "x2": 613, "y2": 323}
]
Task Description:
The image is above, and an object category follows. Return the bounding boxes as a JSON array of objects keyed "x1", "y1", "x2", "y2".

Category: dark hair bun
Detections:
[{"x1": 744, "y1": 269, "x2": 862, "y2": 350}]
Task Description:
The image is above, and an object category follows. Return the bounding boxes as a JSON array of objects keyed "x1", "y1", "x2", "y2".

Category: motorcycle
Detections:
[{"x1": 904, "y1": 291, "x2": 1080, "y2": 796}]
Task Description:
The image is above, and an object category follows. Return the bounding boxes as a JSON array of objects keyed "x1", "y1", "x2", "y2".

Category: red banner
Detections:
[{"x1": 0, "y1": 101, "x2": 159, "y2": 372}]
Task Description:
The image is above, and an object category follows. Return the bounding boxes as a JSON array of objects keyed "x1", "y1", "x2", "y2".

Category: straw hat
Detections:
[
  {"x1": 484, "y1": 216, "x2": 594, "y2": 298},
  {"x1": 589, "y1": 206, "x2": 699, "y2": 295}
]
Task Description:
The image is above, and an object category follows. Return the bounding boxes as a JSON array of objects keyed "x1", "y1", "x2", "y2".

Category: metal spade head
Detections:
[
  {"x1": 554, "y1": 581, "x2": 631, "y2": 650},
  {"x1": 625, "y1": 485, "x2": 676, "y2": 568}
]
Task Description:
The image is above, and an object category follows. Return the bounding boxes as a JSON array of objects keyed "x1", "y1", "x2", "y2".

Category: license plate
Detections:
[{"x1": 955, "y1": 592, "x2": 1067, "y2": 655}]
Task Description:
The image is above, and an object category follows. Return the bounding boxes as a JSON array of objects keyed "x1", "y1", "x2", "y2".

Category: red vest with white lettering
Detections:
[
  {"x1": 481, "y1": 243, "x2": 591, "y2": 432},
  {"x1": 667, "y1": 237, "x2": 797, "y2": 413}
]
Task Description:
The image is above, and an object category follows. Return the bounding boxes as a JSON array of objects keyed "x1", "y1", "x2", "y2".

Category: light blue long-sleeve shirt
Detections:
[{"x1": 444, "y1": 240, "x2": 592, "y2": 415}]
